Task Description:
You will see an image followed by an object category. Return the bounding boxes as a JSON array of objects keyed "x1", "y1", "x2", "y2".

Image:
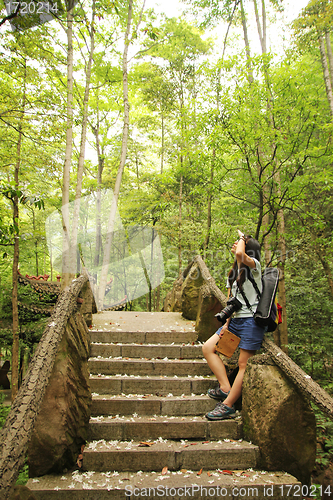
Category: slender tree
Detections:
[{"x1": 99, "y1": 0, "x2": 134, "y2": 308}]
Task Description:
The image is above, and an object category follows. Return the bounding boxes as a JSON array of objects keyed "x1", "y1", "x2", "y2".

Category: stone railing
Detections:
[
  {"x1": 0, "y1": 273, "x2": 94, "y2": 500},
  {"x1": 165, "y1": 255, "x2": 333, "y2": 483},
  {"x1": 168, "y1": 255, "x2": 333, "y2": 420}
]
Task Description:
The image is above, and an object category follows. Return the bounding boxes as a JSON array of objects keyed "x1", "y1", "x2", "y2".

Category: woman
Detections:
[{"x1": 202, "y1": 230, "x2": 265, "y2": 420}]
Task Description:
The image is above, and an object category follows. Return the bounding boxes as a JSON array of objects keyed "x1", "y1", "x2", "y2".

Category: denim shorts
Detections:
[{"x1": 215, "y1": 317, "x2": 266, "y2": 351}]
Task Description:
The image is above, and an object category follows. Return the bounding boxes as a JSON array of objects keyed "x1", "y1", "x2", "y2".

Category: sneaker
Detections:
[
  {"x1": 207, "y1": 386, "x2": 229, "y2": 401},
  {"x1": 205, "y1": 402, "x2": 236, "y2": 421}
]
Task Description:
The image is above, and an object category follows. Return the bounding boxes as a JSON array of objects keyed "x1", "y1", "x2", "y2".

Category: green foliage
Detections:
[
  {"x1": 0, "y1": 393, "x2": 11, "y2": 429},
  {"x1": 16, "y1": 461, "x2": 29, "y2": 486},
  {"x1": 314, "y1": 408, "x2": 333, "y2": 471}
]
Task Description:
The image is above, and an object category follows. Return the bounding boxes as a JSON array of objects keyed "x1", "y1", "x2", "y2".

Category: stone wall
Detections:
[
  {"x1": 242, "y1": 354, "x2": 316, "y2": 485},
  {"x1": 28, "y1": 312, "x2": 91, "y2": 477}
]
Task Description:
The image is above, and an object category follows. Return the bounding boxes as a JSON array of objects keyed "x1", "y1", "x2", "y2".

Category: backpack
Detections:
[{"x1": 239, "y1": 267, "x2": 282, "y2": 332}]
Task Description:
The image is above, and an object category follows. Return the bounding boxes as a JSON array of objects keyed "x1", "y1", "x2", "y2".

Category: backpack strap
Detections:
[
  {"x1": 236, "y1": 283, "x2": 255, "y2": 315},
  {"x1": 247, "y1": 270, "x2": 261, "y2": 300},
  {"x1": 236, "y1": 268, "x2": 261, "y2": 316}
]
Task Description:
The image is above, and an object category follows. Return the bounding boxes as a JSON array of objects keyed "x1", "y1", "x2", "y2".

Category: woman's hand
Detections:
[
  {"x1": 219, "y1": 324, "x2": 229, "y2": 337},
  {"x1": 231, "y1": 241, "x2": 238, "y2": 254}
]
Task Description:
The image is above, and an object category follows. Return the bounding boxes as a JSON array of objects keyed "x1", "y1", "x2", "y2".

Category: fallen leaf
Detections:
[
  {"x1": 197, "y1": 469, "x2": 203, "y2": 476},
  {"x1": 162, "y1": 467, "x2": 168, "y2": 475},
  {"x1": 202, "y1": 441, "x2": 210, "y2": 444},
  {"x1": 207, "y1": 472, "x2": 212, "y2": 476},
  {"x1": 180, "y1": 469, "x2": 187, "y2": 473},
  {"x1": 222, "y1": 470, "x2": 233, "y2": 475},
  {"x1": 138, "y1": 442, "x2": 153, "y2": 447},
  {"x1": 190, "y1": 443, "x2": 197, "y2": 446}
]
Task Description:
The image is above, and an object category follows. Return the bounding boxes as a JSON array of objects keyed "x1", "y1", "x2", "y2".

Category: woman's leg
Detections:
[
  {"x1": 223, "y1": 348, "x2": 256, "y2": 408},
  {"x1": 202, "y1": 334, "x2": 231, "y2": 393}
]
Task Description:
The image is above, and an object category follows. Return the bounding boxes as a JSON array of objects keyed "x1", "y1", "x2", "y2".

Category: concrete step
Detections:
[
  {"x1": 91, "y1": 394, "x2": 221, "y2": 417},
  {"x1": 90, "y1": 330, "x2": 198, "y2": 344},
  {"x1": 83, "y1": 439, "x2": 259, "y2": 473},
  {"x1": 26, "y1": 311, "x2": 302, "y2": 498},
  {"x1": 89, "y1": 374, "x2": 215, "y2": 396},
  {"x1": 90, "y1": 342, "x2": 203, "y2": 359},
  {"x1": 89, "y1": 415, "x2": 242, "y2": 442},
  {"x1": 89, "y1": 358, "x2": 211, "y2": 377},
  {"x1": 27, "y1": 469, "x2": 300, "y2": 499}
]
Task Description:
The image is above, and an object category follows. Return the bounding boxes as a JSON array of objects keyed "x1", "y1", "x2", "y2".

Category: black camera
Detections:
[{"x1": 215, "y1": 296, "x2": 242, "y2": 325}]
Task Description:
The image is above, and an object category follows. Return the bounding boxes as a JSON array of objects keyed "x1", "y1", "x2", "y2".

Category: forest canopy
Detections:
[{"x1": 0, "y1": 0, "x2": 333, "y2": 393}]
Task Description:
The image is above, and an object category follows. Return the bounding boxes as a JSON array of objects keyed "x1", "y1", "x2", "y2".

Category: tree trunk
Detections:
[
  {"x1": 257, "y1": 0, "x2": 288, "y2": 345},
  {"x1": 32, "y1": 210, "x2": 39, "y2": 276},
  {"x1": 202, "y1": 151, "x2": 214, "y2": 253},
  {"x1": 11, "y1": 59, "x2": 27, "y2": 401},
  {"x1": 253, "y1": 0, "x2": 265, "y2": 53},
  {"x1": 98, "y1": 0, "x2": 133, "y2": 309},
  {"x1": 240, "y1": 0, "x2": 254, "y2": 83},
  {"x1": 243, "y1": 0, "x2": 270, "y2": 264},
  {"x1": 319, "y1": 33, "x2": 333, "y2": 116},
  {"x1": 62, "y1": 7, "x2": 74, "y2": 288},
  {"x1": 178, "y1": 172, "x2": 183, "y2": 275},
  {"x1": 275, "y1": 175, "x2": 288, "y2": 353},
  {"x1": 71, "y1": 2, "x2": 96, "y2": 275},
  {"x1": 91, "y1": 96, "x2": 104, "y2": 271},
  {"x1": 11, "y1": 168, "x2": 20, "y2": 402},
  {"x1": 161, "y1": 112, "x2": 164, "y2": 174},
  {"x1": 325, "y1": 31, "x2": 333, "y2": 88}
]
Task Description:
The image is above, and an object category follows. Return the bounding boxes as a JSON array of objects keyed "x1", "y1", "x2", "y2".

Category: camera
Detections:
[{"x1": 215, "y1": 296, "x2": 242, "y2": 325}]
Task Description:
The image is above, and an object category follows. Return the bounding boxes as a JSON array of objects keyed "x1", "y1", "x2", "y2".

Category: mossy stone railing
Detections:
[{"x1": 0, "y1": 273, "x2": 91, "y2": 500}]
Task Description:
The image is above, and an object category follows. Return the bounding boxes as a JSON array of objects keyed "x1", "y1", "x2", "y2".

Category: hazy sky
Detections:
[
  {"x1": 149, "y1": 0, "x2": 309, "y2": 22},
  {"x1": 145, "y1": 0, "x2": 311, "y2": 57}
]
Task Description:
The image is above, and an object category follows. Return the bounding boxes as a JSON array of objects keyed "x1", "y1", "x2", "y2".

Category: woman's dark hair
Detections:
[{"x1": 228, "y1": 235, "x2": 261, "y2": 290}]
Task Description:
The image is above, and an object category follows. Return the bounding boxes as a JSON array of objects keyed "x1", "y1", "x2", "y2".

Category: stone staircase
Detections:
[{"x1": 27, "y1": 311, "x2": 299, "y2": 498}]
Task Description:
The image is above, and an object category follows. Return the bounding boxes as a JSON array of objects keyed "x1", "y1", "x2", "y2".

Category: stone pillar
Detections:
[
  {"x1": 181, "y1": 264, "x2": 204, "y2": 320},
  {"x1": 195, "y1": 284, "x2": 222, "y2": 342},
  {"x1": 79, "y1": 280, "x2": 97, "y2": 327},
  {"x1": 242, "y1": 354, "x2": 316, "y2": 485}
]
